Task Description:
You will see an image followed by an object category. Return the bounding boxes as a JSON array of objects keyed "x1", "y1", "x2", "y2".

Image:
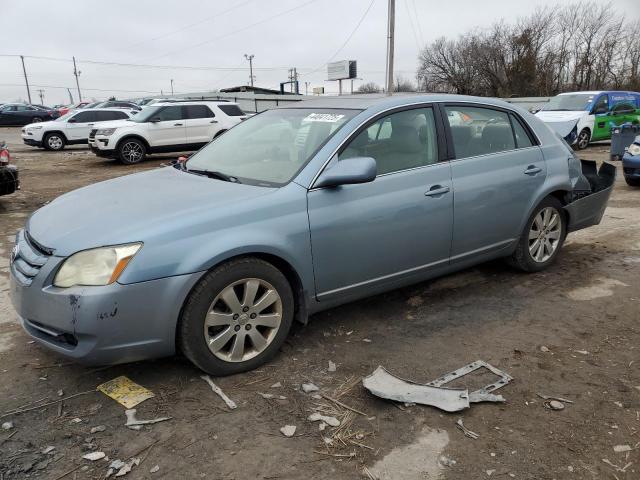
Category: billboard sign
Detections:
[{"x1": 327, "y1": 60, "x2": 357, "y2": 81}]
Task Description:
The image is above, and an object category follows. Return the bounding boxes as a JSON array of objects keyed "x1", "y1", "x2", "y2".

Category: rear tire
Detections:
[
  {"x1": 575, "y1": 128, "x2": 590, "y2": 150},
  {"x1": 178, "y1": 257, "x2": 294, "y2": 376},
  {"x1": 508, "y1": 197, "x2": 567, "y2": 272},
  {"x1": 32, "y1": 117, "x2": 43, "y2": 123},
  {"x1": 625, "y1": 177, "x2": 640, "y2": 187},
  {"x1": 43, "y1": 132, "x2": 66, "y2": 151},
  {"x1": 118, "y1": 138, "x2": 146, "y2": 164}
]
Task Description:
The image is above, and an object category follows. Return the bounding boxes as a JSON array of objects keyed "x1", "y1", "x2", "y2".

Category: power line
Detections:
[
  {"x1": 146, "y1": 0, "x2": 322, "y2": 61},
  {"x1": 410, "y1": 0, "x2": 424, "y2": 45},
  {"x1": 0, "y1": 83, "x2": 164, "y2": 95},
  {"x1": 127, "y1": 0, "x2": 256, "y2": 50},
  {"x1": 302, "y1": 0, "x2": 377, "y2": 76},
  {"x1": 403, "y1": 0, "x2": 422, "y2": 52}
]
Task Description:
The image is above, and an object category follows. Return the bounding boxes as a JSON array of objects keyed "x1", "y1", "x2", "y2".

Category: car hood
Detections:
[
  {"x1": 535, "y1": 110, "x2": 585, "y2": 137},
  {"x1": 27, "y1": 167, "x2": 275, "y2": 256},
  {"x1": 24, "y1": 120, "x2": 63, "y2": 129}
]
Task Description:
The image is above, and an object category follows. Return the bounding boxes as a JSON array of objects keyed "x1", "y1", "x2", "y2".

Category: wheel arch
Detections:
[
  {"x1": 116, "y1": 134, "x2": 151, "y2": 152},
  {"x1": 44, "y1": 130, "x2": 68, "y2": 142},
  {"x1": 213, "y1": 129, "x2": 227, "y2": 138}
]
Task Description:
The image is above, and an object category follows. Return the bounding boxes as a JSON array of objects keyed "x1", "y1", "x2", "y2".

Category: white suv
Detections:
[
  {"x1": 88, "y1": 100, "x2": 248, "y2": 164},
  {"x1": 22, "y1": 108, "x2": 135, "y2": 151}
]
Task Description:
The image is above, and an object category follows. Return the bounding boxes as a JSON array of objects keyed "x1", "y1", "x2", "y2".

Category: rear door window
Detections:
[
  {"x1": 445, "y1": 105, "x2": 515, "y2": 158},
  {"x1": 185, "y1": 105, "x2": 215, "y2": 119},
  {"x1": 510, "y1": 114, "x2": 534, "y2": 148},
  {"x1": 154, "y1": 106, "x2": 184, "y2": 121},
  {"x1": 72, "y1": 111, "x2": 97, "y2": 123}
]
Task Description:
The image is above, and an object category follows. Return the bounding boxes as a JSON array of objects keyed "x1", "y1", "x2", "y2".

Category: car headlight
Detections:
[
  {"x1": 627, "y1": 143, "x2": 640, "y2": 156},
  {"x1": 53, "y1": 243, "x2": 142, "y2": 288},
  {"x1": 95, "y1": 128, "x2": 117, "y2": 136},
  {"x1": 28, "y1": 126, "x2": 43, "y2": 131}
]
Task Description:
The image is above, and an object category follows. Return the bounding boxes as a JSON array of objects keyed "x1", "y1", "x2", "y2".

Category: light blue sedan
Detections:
[{"x1": 9, "y1": 95, "x2": 615, "y2": 375}]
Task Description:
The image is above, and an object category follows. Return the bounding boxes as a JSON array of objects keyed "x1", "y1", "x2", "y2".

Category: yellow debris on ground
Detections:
[{"x1": 96, "y1": 376, "x2": 154, "y2": 408}]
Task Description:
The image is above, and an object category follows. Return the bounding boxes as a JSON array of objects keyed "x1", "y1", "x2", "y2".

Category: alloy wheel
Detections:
[
  {"x1": 577, "y1": 131, "x2": 589, "y2": 149},
  {"x1": 204, "y1": 278, "x2": 283, "y2": 362},
  {"x1": 122, "y1": 142, "x2": 143, "y2": 163},
  {"x1": 48, "y1": 135, "x2": 63, "y2": 150},
  {"x1": 528, "y1": 207, "x2": 562, "y2": 263}
]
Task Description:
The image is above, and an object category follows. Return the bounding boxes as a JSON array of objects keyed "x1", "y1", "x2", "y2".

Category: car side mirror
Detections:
[
  {"x1": 149, "y1": 117, "x2": 161, "y2": 123},
  {"x1": 67, "y1": 118, "x2": 76, "y2": 123},
  {"x1": 314, "y1": 156, "x2": 377, "y2": 189}
]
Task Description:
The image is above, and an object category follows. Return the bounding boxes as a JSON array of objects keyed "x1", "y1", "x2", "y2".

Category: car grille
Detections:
[
  {"x1": 89, "y1": 129, "x2": 97, "y2": 140},
  {"x1": 10, "y1": 229, "x2": 52, "y2": 286}
]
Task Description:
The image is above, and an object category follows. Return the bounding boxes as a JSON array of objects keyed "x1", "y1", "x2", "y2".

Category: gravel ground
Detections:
[{"x1": 0, "y1": 127, "x2": 638, "y2": 480}]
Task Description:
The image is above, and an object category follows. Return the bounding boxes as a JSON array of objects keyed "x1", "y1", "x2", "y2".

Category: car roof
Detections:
[
  {"x1": 286, "y1": 93, "x2": 522, "y2": 111},
  {"x1": 153, "y1": 100, "x2": 239, "y2": 107}
]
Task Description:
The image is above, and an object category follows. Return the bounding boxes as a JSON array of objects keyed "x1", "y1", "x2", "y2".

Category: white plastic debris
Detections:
[
  {"x1": 115, "y1": 457, "x2": 140, "y2": 477},
  {"x1": 362, "y1": 338, "x2": 372, "y2": 343},
  {"x1": 90, "y1": 425, "x2": 106, "y2": 433},
  {"x1": 257, "y1": 392, "x2": 286, "y2": 400},
  {"x1": 270, "y1": 382, "x2": 282, "y2": 388},
  {"x1": 150, "y1": 465, "x2": 160, "y2": 473},
  {"x1": 540, "y1": 346, "x2": 550, "y2": 353},
  {"x1": 439, "y1": 456, "x2": 457, "y2": 467},
  {"x1": 363, "y1": 366, "x2": 470, "y2": 412},
  {"x1": 486, "y1": 470, "x2": 496, "y2": 476},
  {"x1": 109, "y1": 460, "x2": 126, "y2": 470},
  {"x1": 328, "y1": 361, "x2": 336, "y2": 372},
  {"x1": 613, "y1": 445, "x2": 632, "y2": 453},
  {"x1": 574, "y1": 350, "x2": 589, "y2": 355},
  {"x1": 318, "y1": 422, "x2": 327, "y2": 431},
  {"x1": 280, "y1": 425, "x2": 296, "y2": 437},
  {"x1": 200, "y1": 375, "x2": 237, "y2": 409},
  {"x1": 308, "y1": 412, "x2": 340, "y2": 427},
  {"x1": 70, "y1": 417, "x2": 82, "y2": 424},
  {"x1": 57, "y1": 389, "x2": 64, "y2": 397},
  {"x1": 42, "y1": 446, "x2": 55, "y2": 454},
  {"x1": 82, "y1": 451, "x2": 106, "y2": 461},
  {"x1": 125, "y1": 409, "x2": 172, "y2": 428},
  {"x1": 301, "y1": 383, "x2": 319, "y2": 393},
  {"x1": 545, "y1": 400, "x2": 565, "y2": 411},
  {"x1": 456, "y1": 419, "x2": 480, "y2": 439},
  {"x1": 2, "y1": 421, "x2": 13, "y2": 430}
]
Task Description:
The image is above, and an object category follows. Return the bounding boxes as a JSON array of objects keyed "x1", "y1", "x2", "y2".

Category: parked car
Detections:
[
  {"x1": 622, "y1": 135, "x2": 640, "y2": 186},
  {"x1": 536, "y1": 91, "x2": 640, "y2": 149},
  {"x1": 88, "y1": 100, "x2": 248, "y2": 163},
  {"x1": 22, "y1": 108, "x2": 135, "y2": 151},
  {"x1": 81, "y1": 102, "x2": 103, "y2": 109},
  {"x1": 93, "y1": 101, "x2": 141, "y2": 111},
  {"x1": 0, "y1": 141, "x2": 19, "y2": 197},
  {"x1": 0, "y1": 103, "x2": 58, "y2": 126},
  {"x1": 9, "y1": 94, "x2": 615, "y2": 375}
]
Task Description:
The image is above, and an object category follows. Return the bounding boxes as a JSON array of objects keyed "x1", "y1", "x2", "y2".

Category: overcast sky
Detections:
[{"x1": 2, "y1": 0, "x2": 638, "y2": 104}]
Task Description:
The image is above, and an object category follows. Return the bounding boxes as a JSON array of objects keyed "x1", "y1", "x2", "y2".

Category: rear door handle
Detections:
[
  {"x1": 425, "y1": 185, "x2": 450, "y2": 197},
  {"x1": 524, "y1": 165, "x2": 542, "y2": 175},
  {"x1": 210, "y1": 119, "x2": 218, "y2": 124},
  {"x1": 174, "y1": 123, "x2": 184, "y2": 126}
]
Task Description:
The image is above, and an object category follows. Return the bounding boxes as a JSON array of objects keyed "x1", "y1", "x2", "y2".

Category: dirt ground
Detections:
[{"x1": 0, "y1": 126, "x2": 638, "y2": 480}]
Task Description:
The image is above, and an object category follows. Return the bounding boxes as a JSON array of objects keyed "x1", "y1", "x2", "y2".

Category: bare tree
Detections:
[
  {"x1": 416, "y1": 1, "x2": 637, "y2": 97},
  {"x1": 356, "y1": 82, "x2": 381, "y2": 94},
  {"x1": 394, "y1": 76, "x2": 416, "y2": 92}
]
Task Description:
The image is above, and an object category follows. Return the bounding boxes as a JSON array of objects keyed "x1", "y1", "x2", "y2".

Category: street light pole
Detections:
[
  {"x1": 171, "y1": 79, "x2": 174, "y2": 95},
  {"x1": 385, "y1": 0, "x2": 395, "y2": 96},
  {"x1": 20, "y1": 56, "x2": 32, "y2": 104},
  {"x1": 244, "y1": 54, "x2": 255, "y2": 87},
  {"x1": 72, "y1": 56, "x2": 82, "y2": 101}
]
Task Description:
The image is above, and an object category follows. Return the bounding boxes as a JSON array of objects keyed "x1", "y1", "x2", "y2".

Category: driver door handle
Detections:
[
  {"x1": 210, "y1": 119, "x2": 218, "y2": 124},
  {"x1": 524, "y1": 165, "x2": 542, "y2": 175},
  {"x1": 425, "y1": 185, "x2": 450, "y2": 197},
  {"x1": 174, "y1": 122, "x2": 184, "y2": 126}
]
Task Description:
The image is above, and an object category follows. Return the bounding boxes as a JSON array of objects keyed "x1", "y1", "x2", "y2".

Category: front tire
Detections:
[
  {"x1": 178, "y1": 258, "x2": 294, "y2": 376},
  {"x1": 575, "y1": 128, "x2": 590, "y2": 150},
  {"x1": 508, "y1": 197, "x2": 567, "y2": 272},
  {"x1": 625, "y1": 177, "x2": 640, "y2": 187},
  {"x1": 118, "y1": 138, "x2": 146, "y2": 164},
  {"x1": 43, "y1": 132, "x2": 66, "y2": 151}
]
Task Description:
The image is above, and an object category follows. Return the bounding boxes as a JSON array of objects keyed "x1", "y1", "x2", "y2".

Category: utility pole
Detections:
[
  {"x1": 244, "y1": 54, "x2": 255, "y2": 87},
  {"x1": 287, "y1": 68, "x2": 299, "y2": 94},
  {"x1": 36, "y1": 89, "x2": 44, "y2": 105},
  {"x1": 20, "y1": 56, "x2": 32, "y2": 104},
  {"x1": 170, "y1": 79, "x2": 174, "y2": 95},
  {"x1": 385, "y1": 0, "x2": 395, "y2": 96},
  {"x1": 72, "y1": 56, "x2": 82, "y2": 101},
  {"x1": 305, "y1": 81, "x2": 310, "y2": 95}
]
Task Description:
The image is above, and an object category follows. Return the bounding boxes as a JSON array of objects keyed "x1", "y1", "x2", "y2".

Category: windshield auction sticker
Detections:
[{"x1": 303, "y1": 113, "x2": 346, "y2": 123}]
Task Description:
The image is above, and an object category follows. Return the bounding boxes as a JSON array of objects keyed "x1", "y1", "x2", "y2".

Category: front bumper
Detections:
[
  {"x1": 89, "y1": 136, "x2": 116, "y2": 157},
  {"x1": 9, "y1": 230, "x2": 203, "y2": 365},
  {"x1": 564, "y1": 160, "x2": 616, "y2": 232},
  {"x1": 622, "y1": 153, "x2": 640, "y2": 180}
]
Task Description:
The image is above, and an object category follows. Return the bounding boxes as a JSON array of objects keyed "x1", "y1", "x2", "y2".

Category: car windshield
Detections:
[
  {"x1": 127, "y1": 105, "x2": 165, "y2": 122},
  {"x1": 542, "y1": 94, "x2": 595, "y2": 111},
  {"x1": 186, "y1": 108, "x2": 358, "y2": 186}
]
